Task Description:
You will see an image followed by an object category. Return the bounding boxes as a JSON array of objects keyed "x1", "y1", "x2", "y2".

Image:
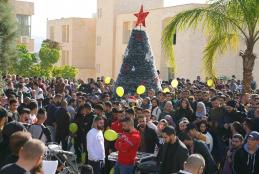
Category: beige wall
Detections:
[
  {"x1": 14, "y1": 0, "x2": 34, "y2": 16},
  {"x1": 47, "y1": 18, "x2": 96, "y2": 80},
  {"x1": 114, "y1": 4, "x2": 259, "y2": 82}
]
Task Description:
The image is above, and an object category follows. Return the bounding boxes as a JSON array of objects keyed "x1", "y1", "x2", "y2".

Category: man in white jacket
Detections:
[{"x1": 87, "y1": 116, "x2": 105, "y2": 174}]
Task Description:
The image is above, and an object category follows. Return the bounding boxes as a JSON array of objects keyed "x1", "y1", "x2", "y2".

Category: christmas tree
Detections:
[{"x1": 115, "y1": 6, "x2": 161, "y2": 95}]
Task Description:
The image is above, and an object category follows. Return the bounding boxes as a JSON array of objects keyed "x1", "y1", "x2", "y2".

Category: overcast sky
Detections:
[{"x1": 31, "y1": 0, "x2": 206, "y2": 39}]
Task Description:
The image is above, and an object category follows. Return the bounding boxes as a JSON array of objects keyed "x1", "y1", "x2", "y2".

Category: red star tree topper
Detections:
[{"x1": 134, "y1": 5, "x2": 149, "y2": 27}]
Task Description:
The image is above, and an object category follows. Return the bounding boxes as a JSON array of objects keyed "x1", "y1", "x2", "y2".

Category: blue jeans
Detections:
[{"x1": 114, "y1": 162, "x2": 134, "y2": 174}]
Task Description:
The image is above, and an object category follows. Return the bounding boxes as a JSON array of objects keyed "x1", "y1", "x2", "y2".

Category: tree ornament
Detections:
[{"x1": 134, "y1": 5, "x2": 149, "y2": 27}]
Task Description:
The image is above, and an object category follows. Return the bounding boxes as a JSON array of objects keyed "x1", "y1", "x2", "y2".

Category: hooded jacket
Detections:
[
  {"x1": 115, "y1": 129, "x2": 141, "y2": 165},
  {"x1": 233, "y1": 144, "x2": 259, "y2": 174}
]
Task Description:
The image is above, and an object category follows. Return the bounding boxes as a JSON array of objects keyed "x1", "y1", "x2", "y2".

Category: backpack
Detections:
[
  {"x1": 39, "y1": 125, "x2": 52, "y2": 143},
  {"x1": 28, "y1": 124, "x2": 52, "y2": 143}
]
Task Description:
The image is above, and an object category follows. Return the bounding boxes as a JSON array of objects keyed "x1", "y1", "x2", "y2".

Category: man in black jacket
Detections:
[
  {"x1": 179, "y1": 132, "x2": 217, "y2": 174},
  {"x1": 233, "y1": 131, "x2": 259, "y2": 174},
  {"x1": 137, "y1": 115, "x2": 159, "y2": 153},
  {"x1": 158, "y1": 126, "x2": 189, "y2": 174}
]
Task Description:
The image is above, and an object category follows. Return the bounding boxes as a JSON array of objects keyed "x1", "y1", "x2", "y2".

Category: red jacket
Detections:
[
  {"x1": 115, "y1": 129, "x2": 141, "y2": 165},
  {"x1": 111, "y1": 120, "x2": 123, "y2": 134}
]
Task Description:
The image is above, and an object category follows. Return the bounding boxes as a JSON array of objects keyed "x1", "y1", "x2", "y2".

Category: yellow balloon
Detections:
[
  {"x1": 163, "y1": 88, "x2": 170, "y2": 93},
  {"x1": 116, "y1": 86, "x2": 124, "y2": 97},
  {"x1": 207, "y1": 79, "x2": 214, "y2": 87},
  {"x1": 104, "y1": 130, "x2": 118, "y2": 141},
  {"x1": 137, "y1": 85, "x2": 146, "y2": 95},
  {"x1": 171, "y1": 79, "x2": 179, "y2": 88},
  {"x1": 104, "y1": 77, "x2": 111, "y2": 84}
]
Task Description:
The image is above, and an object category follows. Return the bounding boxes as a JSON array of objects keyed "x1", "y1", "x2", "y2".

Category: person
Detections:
[
  {"x1": 28, "y1": 100, "x2": 38, "y2": 124},
  {"x1": 223, "y1": 100, "x2": 245, "y2": 128},
  {"x1": 222, "y1": 134, "x2": 244, "y2": 174},
  {"x1": 0, "y1": 139, "x2": 45, "y2": 174},
  {"x1": 55, "y1": 100, "x2": 70, "y2": 150},
  {"x1": 87, "y1": 116, "x2": 105, "y2": 174},
  {"x1": 195, "y1": 102, "x2": 207, "y2": 120},
  {"x1": 179, "y1": 132, "x2": 217, "y2": 174},
  {"x1": 233, "y1": 131, "x2": 259, "y2": 174},
  {"x1": 159, "y1": 101, "x2": 175, "y2": 121},
  {"x1": 0, "y1": 107, "x2": 8, "y2": 143},
  {"x1": 143, "y1": 109, "x2": 157, "y2": 131},
  {"x1": 177, "y1": 154, "x2": 205, "y2": 174},
  {"x1": 186, "y1": 123, "x2": 206, "y2": 142},
  {"x1": 45, "y1": 94, "x2": 62, "y2": 142},
  {"x1": 1, "y1": 131, "x2": 32, "y2": 167},
  {"x1": 28, "y1": 108, "x2": 51, "y2": 144},
  {"x1": 197, "y1": 120, "x2": 213, "y2": 152},
  {"x1": 73, "y1": 104, "x2": 94, "y2": 162},
  {"x1": 111, "y1": 108, "x2": 124, "y2": 134},
  {"x1": 0, "y1": 121, "x2": 26, "y2": 166},
  {"x1": 7, "y1": 99, "x2": 19, "y2": 122},
  {"x1": 151, "y1": 98, "x2": 161, "y2": 121},
  {"x1": 158, "y1": 126, "x2": 189, "y2": 174},
  {"x1": 114, "y1": 117, "x2": 141, "y2": 174},
  {"x1": 137, "y1": 115, "x2": 159, "y2": 153},
  {"x1": 141, "y1": 97, "x2": 151, "y2": 110},
  {"x1": 156, "y1": 119, "x2": 168, "y2": 145},
  {"x1": 18, "y1": 108, "x2": 31, "y2": 129},
  {"x1": 67, "y1": 98, "x2": 76, "y2": 121},
  {"x1": 175, "y1": 98, "x2": 194, "y2": 123},
  {"x1": 208, "y1": 96, "x2": 227, "y2": 164}
]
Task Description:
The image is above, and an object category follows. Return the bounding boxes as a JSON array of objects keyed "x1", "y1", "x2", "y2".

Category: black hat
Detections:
[
  {"x1": 186, "y1": 123, "x2": 197, "y2": 131},
  {"x1": 226, "y1": 100, "x2": 237, "y2": 108}
]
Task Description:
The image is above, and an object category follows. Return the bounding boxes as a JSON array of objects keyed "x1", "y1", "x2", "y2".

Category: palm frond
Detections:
[
  {"x1": 203, "y1": 33, "x2": 239, "y2": 79},
  {"x1": 161, "y1": 0, "x2": 255, "y2": 77}
]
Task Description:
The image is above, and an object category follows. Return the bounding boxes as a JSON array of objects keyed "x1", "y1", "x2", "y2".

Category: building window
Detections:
[
  {"x1": 123, "y1": 21, "x2": 131, "y2": 44},
  {"x1": 97, "y1": 8, "x2": 102, "y2": 19},
  {"x1": 16, "y1": 15, "x2": 31, "y2": 36},
  {"x1": 62, "y1": 50, "x2": 69, "y2": 65},
  {"x1": 49, "y1": 26, "x2": 54, "y2": 40},
  {"x1": 97, "y1": 36, "x2": 102, "y2": 46},
  {"x1": 62, "y1": 25, "x2": 69, "y2": 43},
  {"x1": 173, "y1": 33, "x2": 176, "y2": 45}
]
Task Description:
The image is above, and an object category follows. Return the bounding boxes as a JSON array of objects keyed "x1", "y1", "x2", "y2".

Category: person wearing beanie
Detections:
[{"x1": 233, "y1": 131, "x2": 259, "y2": 174}]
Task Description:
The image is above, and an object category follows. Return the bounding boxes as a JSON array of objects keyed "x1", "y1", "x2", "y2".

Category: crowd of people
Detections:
[{"x1": 0, "y1": 74, "x2": 259, "y2": 174}]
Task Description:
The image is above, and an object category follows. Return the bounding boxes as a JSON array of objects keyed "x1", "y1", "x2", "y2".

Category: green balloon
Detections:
[
  {"x1": 109, "y1": 167, "x2": 114, "y2": 174},
  {"x1": 104, "y1": 129, "x2": 118, "y2": 141},
  {"x1": 69, "y1": 123, "x2": 78, "y2": 133}
]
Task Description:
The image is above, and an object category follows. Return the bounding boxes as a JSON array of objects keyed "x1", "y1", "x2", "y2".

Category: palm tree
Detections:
[{"x1": 162, "y1": 0, "x2": 258, "y2": 93}]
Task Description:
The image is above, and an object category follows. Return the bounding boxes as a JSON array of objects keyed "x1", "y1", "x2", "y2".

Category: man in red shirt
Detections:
[
  {"x1": 114, "y1": 117, "x2": 141, "y2": 174},
  {"x1": 111, "y1": 109, "x2": 124, "y2": 134}
]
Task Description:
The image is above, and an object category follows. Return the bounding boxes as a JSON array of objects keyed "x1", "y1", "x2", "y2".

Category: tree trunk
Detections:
[{"x1": 242, "y1": 49, "x2": 256, "y2": 94}]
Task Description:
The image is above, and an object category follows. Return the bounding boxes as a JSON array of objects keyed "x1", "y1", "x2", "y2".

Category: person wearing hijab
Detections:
[{"x1": 196, "y1": 102, "x2": 207, "y2": 120}]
